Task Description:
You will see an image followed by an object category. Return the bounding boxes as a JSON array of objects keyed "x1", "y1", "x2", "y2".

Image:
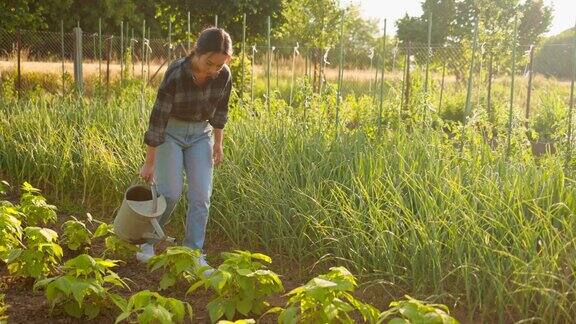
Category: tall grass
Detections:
[{"x1": 1, "y1": 78, "x2": 575, "y2": 322}]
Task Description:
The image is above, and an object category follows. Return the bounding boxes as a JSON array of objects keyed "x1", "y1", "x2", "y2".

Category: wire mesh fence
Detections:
[{"x1": 0, "y1": 26, "x2": 574, "y2": 124}]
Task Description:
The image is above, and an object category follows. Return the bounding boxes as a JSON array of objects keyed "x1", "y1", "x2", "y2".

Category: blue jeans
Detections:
[{"x1": 154, "y1": 117, "x2": 214, "y2": 251}]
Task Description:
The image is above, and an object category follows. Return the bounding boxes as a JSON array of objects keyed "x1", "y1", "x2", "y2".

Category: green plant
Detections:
[
  {"x1": 6, "y1": 226, "x2": 63, "y2": 279},
  {"x1": 61, "y1": 217, "x2": 93, "y2": 251},
  {"x1": 0, "y1": 293, "x2": 8, "y2": 323},
  {"x1": 34, "y1": 254, "x2": 128, "y2": 319},
  {"x1": 217, "y1": 320, "x2": 256, "y2": 324},
  {"x1": 103, "y1": 235, "x2": 139, "y2": 260},
  {"x1": 531, "y1": 93, "x2": 567, "y2": 142},
  {"x1": 377, "y1": 296, "x2": 458, "y2": 324},
  {"x1": 188, "y1": 250, "x2": 284, "y2": 323},
  {"x1": 269, "y1": 267, "x2": 379, "y2": 324},
  {"x1": 114, "y1": 290, "x2": 193, "y2": 324},
  {"x1": 0, "y1": 180, "x2": 9, "y2": 195},
  {"x1": 148, "y1": 246, "x2": 202, "y2": 290},
  {"x1": 18, "y1": 182, "x2": 57, "y2": 226},
  {"x1": 0, "y1": 202, "x2": 24, "y2": 261}
]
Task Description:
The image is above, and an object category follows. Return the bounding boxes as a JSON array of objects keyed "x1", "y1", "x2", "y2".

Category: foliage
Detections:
[
  {"x1": 269, "y1": 267, "x2": 379, "y2": 324},
  {"x1": 0, "y1": 201, "x2": 24, "y2": 262},
  {"x1": 103, "y1": 234, "x2": 139, "y2": 260},
  {"x1": 18, "y1": 182, "x2": 57, "y2": 226},
  {"x1": 0, "y1": 294, "x2": 8, "y2": 323},
  {"x1": 34, "y1": 254, "x2": 128, "y2": 319},
  {"x1": 377, "y1": 295, "x2": 458, "y2": 324},
  {"x1": 114, "y1": 290, "x2": 193, "y2": 324},
  {"x1": 61, "y1": 217, "x2": 93, "y2": 251},
  {"x1": 148, "y1": 246, "x2": 202, "y2": 290},
  {"x1": 6, "y1": 226, "x2": 63, "y2": 279},
  {"x1": 534, "y1": 27, "x2": 576, "y2": 79},
  {"x1": 188, "y1": 250, "x2": 284, "y2": 323},
  {"x1": 530, "y1": 91, "x2": 567, "y2": 141}
]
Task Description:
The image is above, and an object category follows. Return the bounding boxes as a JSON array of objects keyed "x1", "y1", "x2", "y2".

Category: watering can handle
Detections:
[{"x1": 150, "y1": 181, "x2": 158, "y2": 214}]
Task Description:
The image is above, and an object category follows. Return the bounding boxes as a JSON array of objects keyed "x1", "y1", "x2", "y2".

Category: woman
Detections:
[{"x1": 137, "y1": 27, "x2": 233, "y2": 270}]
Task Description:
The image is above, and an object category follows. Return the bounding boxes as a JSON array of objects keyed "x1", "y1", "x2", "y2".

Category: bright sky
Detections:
[{"x1": 343, "y1": 0, "x2": 575, "y2": 36}]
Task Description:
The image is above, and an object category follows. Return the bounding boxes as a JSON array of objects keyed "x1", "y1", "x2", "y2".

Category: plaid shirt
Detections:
[{"x1": 144, "y1": 56, "x2": 232, "y2": 147}]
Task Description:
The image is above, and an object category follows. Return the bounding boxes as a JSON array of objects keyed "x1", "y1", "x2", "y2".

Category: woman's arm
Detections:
[
  {"x1": 139, "y1": 146, "x2": 157, "y2": 182},
  {"x1": 213, "y1": 128, "x2": 224, "y2": 166}
]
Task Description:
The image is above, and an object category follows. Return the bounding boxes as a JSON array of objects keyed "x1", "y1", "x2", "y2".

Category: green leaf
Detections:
[
  {"x1": 250, "y1": 253, "x2": 272, "y2": 263},
  {"x1": 278, "y1": 306, "x2": 299, "y2": 324},
  {"x1": 115, "y1": 311, "x2": 132, "y2": 323},
  {"x1": 208, "y1": 300, "x2": 226, "y2": 323},
  {"x1": 159, "y1": 274, "x2": 177, "y2": 290},
  {"x1": 0, "y1": 180, "x2": 9, "y2": 195},
  {"x1": 186, "y1": 280, "x2": 205, "y2": 295},
  {"x1": 93, "y1": 223, "x2": 112, "y2": 238},
  {"x1": 109, "y1": 293, "x2": 128, "y2": 312},
  {"x1": 224, "y1": 300, "x2": 236, "y2": 320},
  {"x1": 236, "y1": 268, "x2": 253, "y2": 276},
  {"x1": 237, "y1": 297, "x2": 253, "y2": 316},
  {"x1": 84, "y1": 302, "x2": 101, "y2": 319},
  {"x1": 311, "y1": 278, "x2": 338, "y2": 288},
  {"x1": 63, "y1": 300, "x2": 83, "y2": 318},
  {"x1": 139, "y1": 304, "x2": 173, "y2": 324}
]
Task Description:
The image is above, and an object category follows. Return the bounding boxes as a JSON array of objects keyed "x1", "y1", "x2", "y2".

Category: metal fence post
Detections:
[
  {"x1": 120, "y1": 21, "x2": 124, "y2": 84},
  {"x1": 506, "y1": 15, "x2": 519, "y2": 158},
  {"x1": 336, "y1": 12, "x2": 345, "y2": 135},
  {"x1": 141, "y1": 20, "x2": 145, "y2": 80},
  {"x1": 61, "y1": 21, "x2": 65, "y2": 95},
  {"x1": 487, "y1": 53, "x2": 494, "y2": 124},
  {"x1": 403, "y1": 42, "x2": 412, "y2": 111},
  {"x1": 141, "y1": 19, "x2": 146, "y2": 114},
  {"x1": 438, "y1": 62, "x2": 446, "y2": 114},
  {"x1": 168, "y1": 19, "x2": 172, "y2": 61},
  {"x1": 73, "y1": 27, "x2": 83, "y2": 93},
  {"x1": 267, "y1": 16, "x2": 271, "y2": 111},
  {"x1": 275, "y1": 50, "x2": 279, "y2": 88},
  {"x1": 525, "y1": 45, "x2": 535, "y2": 128},
  {"x1": 424, "y1": 12, "x2": 432, "y2": 94},
  {"x1": 378, "y1": 19, "x2": 387, "y2": 133},
  {"x1": 98, "y1": 18, "x2": 102, "y2": 83},
  {"x1": 567, "y1": 19, "x2": 576, "y2": 163},
  {"x1": 147, "y1": 27, "x2": 151, "y2": 81},
  {"x1": 215, "y1": 15, "x2": 218, "y2": 28},
  {"x1": 290, "y1": 43, "x2": 299, "y2": 106},
  {"x1": 16, "y1": 29, "x2": 21, "y2": 96},
  {"x1": 106, "y1": 36, "x2": 111, "y2": 87},
  {"x1": 240, "y1": 13, "x2": 246, "y2": 104},
  {"x1": 464, "y1": 15, "x2": 479, "y2": 123},
  {"x1": 187, "y1": 12, "x2": 191, "y2": 51},
  {"x1": 131, "y1": 28, "x2": 135, "y2": 77}
]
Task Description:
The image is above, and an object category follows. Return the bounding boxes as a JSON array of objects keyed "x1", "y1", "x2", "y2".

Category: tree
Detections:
[
  {"x1": 396, "y1": 0, "x2": 553, "y2": 79},
  {"x1": 396, "y1": 0, "x2": 552, "y2": 47},
  {"x1": 0, "y1": 0, "x2": 72, "y2": 32},
  {"x1": 534, "y1": 27, "x2": 576, "y2": 79}
]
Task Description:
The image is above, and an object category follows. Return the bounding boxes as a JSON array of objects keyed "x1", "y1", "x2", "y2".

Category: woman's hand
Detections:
[
  {"x1": 139, "y1": 162, "x2": 155, "y2": 182},
  {"x1": 213, "y1": 143, "x2": 223, "y2": 166}
]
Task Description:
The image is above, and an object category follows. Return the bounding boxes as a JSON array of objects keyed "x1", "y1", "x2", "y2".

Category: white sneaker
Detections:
[
  {"x1": 198, "y1": 254, "x2": 215, "y2": 277},
  {"x1": 136, "y1": 243, "x2": 155, "y2": 263}
]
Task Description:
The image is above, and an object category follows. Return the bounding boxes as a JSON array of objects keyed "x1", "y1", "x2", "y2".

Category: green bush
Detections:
[
  {"x1": 34, "y1": 254, "x2": 128, "y2": 319},
  {"x1": 114, "y1": 290, "x2": 193, "y2": 324}
]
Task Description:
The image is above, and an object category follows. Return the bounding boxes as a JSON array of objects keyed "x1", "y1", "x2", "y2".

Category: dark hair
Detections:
[{"x1": 193, "y1": 27, "x2": 233, "y2": 57}]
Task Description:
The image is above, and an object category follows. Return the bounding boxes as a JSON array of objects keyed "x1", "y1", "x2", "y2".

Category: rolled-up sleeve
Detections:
[
  {"x1": 144, "y1": 69, "x2": 176, "y2": 147},
  {"x1": 209, "y1": 77, "x2": 232, "y2": 129}
]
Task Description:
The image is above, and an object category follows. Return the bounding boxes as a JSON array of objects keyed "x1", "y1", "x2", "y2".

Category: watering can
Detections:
[{"x1": 113, "y1": 182, "x2": 174, "y2": 244}]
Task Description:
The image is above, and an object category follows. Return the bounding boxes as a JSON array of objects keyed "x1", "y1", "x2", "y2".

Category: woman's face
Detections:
[{"x1": 193, "y1": 52, "x2": 230, "y2": 79}]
